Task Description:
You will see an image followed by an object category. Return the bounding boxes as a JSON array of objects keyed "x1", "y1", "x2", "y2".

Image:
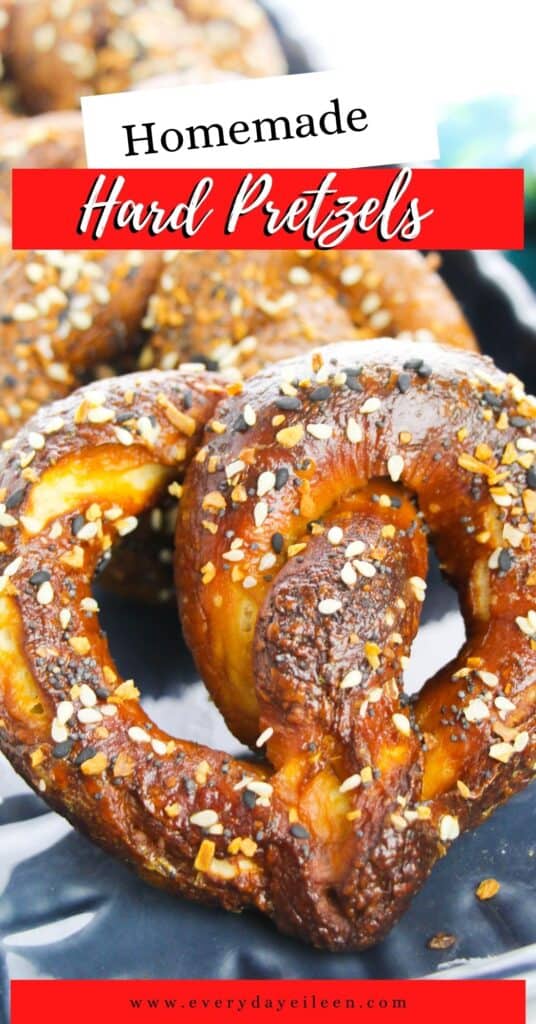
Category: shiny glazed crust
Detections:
[
  {"x1": 1, "y1": 0, "x2": 286, "y2": 114},
  {"x1": 141, "y1": 249, "x2": 477, "y2": 376},
  {"x1": 0, "y1": 339, "x2": 534, "y2": 950}
]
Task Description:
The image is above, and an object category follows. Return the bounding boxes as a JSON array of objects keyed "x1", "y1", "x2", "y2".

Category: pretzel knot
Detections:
[{"x1": 0, "y1": 339, "x2": 534, "y2": 951}]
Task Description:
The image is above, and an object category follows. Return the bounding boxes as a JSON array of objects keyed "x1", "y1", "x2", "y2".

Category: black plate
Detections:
[{"x1": 0, "y1": 251, "x2": 535, "y2": 1018}]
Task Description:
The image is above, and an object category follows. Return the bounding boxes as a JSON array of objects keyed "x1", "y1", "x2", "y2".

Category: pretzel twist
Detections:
[
  {"x1": 0, "y1": 0, "x2": 285, "y2": 115},
  {"x1": 0, "y1": 339, "x2": 534, "y2": 949}
]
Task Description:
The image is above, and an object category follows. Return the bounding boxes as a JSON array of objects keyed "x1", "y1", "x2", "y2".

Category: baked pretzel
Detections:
[
  {"x1": 0, "y1": 339, "x2": 533, "y2": 950},
  {"x1": 0, "y1": 109, "x2": 85, "y2": 218},
  {"x1": 141, "y1": 249, "x2": 477, "y2": 376},
  {"x1": 1, "y1": 0, "x2": 285, "y2": 115}
]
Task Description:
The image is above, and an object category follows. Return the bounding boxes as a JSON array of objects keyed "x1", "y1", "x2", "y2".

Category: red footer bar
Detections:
[
  {"x1": 11, "y1": 167, "x2": 524, "y2": 250},
  {"x1": 10, "y1": 979, "x2": 526, "y2": 1024}
]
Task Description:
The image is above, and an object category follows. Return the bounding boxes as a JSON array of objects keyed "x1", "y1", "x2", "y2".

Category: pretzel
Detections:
[
  {"x1": 1, "y1": 0, "x2": 285, "y2": 115},
  {"x1": 0, "y1": 338, "x2": 533, "y2": 950},
  {"x1": 140, "y1": 249, "x2": 477, "y2": 376}
]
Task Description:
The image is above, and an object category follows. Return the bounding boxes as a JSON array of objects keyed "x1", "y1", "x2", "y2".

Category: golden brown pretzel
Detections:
[
  {"x1": 141, "y1": 249, "x2": 477, "y2": 376},
  {"x1": 0, "y1": 339, "x2": 533, "y2": 951},
  {"x1": 0, "y1": 238, "x2": 162, "y2": 440},
  {"x1": 0, "y1": 109, "x2": 85, "y2": 218},
  {"x1": 2, "y1": 0, "x2": 285, "y2": 115}
]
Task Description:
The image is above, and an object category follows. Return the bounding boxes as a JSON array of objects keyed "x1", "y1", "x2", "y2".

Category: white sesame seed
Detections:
[
  {"x1": 288, "y1": 266, "x2": 311, "y2": 286},
  {"x1": 340, "y1": 264, "x2": 363, "y2": 286},
  {"x1": 345, "y1": 540, "x2": 366, "y2": 558},
  {"x1": 307, "y1": 423, "x2": 333, "y2": 440},
  {"x1": 70, "y1": 310, "x2": 92, "y2": 331},
  {"x1": 37, "y1": 581, "x2": 54, "y2": 606},
  {"x1": 60, "y1": 609, "x2": 71, "y2": 630},
  {"x1": 152, "y1": 739, "x2": 168, "y2": 756},
  {"x1": 222, "y1": 549, "x2": 245, "y2": 562},
  {"x1": 243, "y1": 576, "x2": 257, "y2": 589},
  {"x1": 243, "y1": 404, "x2": 256, "y2": 426},
  {"x1": 81, "y1": 597, "x2": 99, "y2": 614},
  {"x1": 190, "y1": 809, "x2": 218, "y2": 828},
  {"x1": 318, "y1": 598, "x2": 342, "y2": 615},
  {"x1": 115, "y1": 427, "x2": 134, "y2": 446},
  {"x1": 44, "y1": 416, "x2": 65, "y2": 434},
  {"x1": 128, "y1": 726, "x2": 151, "y2": 744},
  {"x1": 255, "y1": 726, "x2": 274, "y2": 748},
  {"x1": 361, "y1": 292, "x2": 381, "y2": 315},
  {"x1": 327, "y1": 526, "x2": 343, "y2": 546},
  {"x1": 246, "y1": 780, "x2": 273, "y2": 797},
  {"x1": 51, "y1": 720, "x2": 68, "y2": 744},
  {"x1": 341, "y1": 561, "x2": 357, "y2": 587},
  {"x1": 226, "y1": 459, "x2": 246, "y2": 479},
  {"x1": 76, "y1": 522, "x2": 98, "y2": 542},
  {"x1": 392, "y1": 713, "x2": 411, "y2": 737},
  {"x1": 258, "y1": 552, "x2": 276, "y2": 572},
  {"x1": 368, "y1": 687, "x2": 383, "y2": 703},
  {"x1": 340, "y1": 669, "x2": 363, "y2": 689},
  {"x1": 360, "y1": 397, "x2": 382, "y2": 415},
  {"x1": 12, "y1": 302, "x2": 38, "y2": 322},
  {"x1": 79, "y1": 683, "x2": 97, "y2": 708},
  {"x1": 354, "y1": 560, "x2": 376, "y2": 578},
  {"x1": 439, "y1": 814, "x2": 460, "y2": 842},
  {"x1": 464, "y1": 698, "x2": 490, "y2": 723},
  {"x1": 56, "y1": 701, "x2": 74, "y2": 725},
  {"x1": 369, "y1": 309, "x2": 391, "y2": 331},
  {"x1": 257, "y1": 470, "x2": 276, "y2": 497},
  {"x1": 387, "y1": 454, "x2": 404, "y2": 483},
  {"x1": 513, "y1": 731, "x2": 529, "y2": 752},
  {"x1": 28, "y1": 432, "x2": 46, "y2": 451},
  {"x1": 339, "y1": 774, "x2": 362, "y2": 793},
  {"x1": 254, "y1": 501, "x2": 268, "y2": 528},
  {"x1": 516, "y1": 437, "x2": 536, "y2": 452},
  {"x1": 77, "y1": 708, "x2": 102, "y2": 725},
  {"x1": 346, "y1": 417, "x2": 363, "y2": 443},
  {"x1": 4, "y1": 556, "x2": 23, "y2": 578},
  {"x1": 87, "y1": 406, "x2": 115, "y2": 424}
]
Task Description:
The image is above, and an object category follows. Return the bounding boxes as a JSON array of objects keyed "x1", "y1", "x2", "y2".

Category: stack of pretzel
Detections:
[{"x1": 0, "y1": 0, "x2": 533, "y2": 953}]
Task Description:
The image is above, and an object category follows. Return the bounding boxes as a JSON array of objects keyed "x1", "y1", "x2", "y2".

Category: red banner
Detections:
[
  {"x1": 11, "y1": 167, "x2": 524, "y2": 250},
  {"x1": 10, "y1": 979, "x2": 526, "y2": 1024}
]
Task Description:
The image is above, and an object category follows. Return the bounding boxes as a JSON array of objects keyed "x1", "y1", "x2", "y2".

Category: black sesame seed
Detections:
[
  {"x1": 510, "y1": 416, "x2": 531, "y2": 428},
  {"x1": 242, "y1": 789, "x2": 257, "y2": 809},
  {"x1": 271, "y1": 532, "x2": 284, "y2": 554},
  {"x1": 5, "y1": 486, "x2": 27, "y2": 510},
  {"x1": 233, "y1": 415, "x2": 249, "y2": 433},
  {"x1": 290, "y1": 823, "x2": 310, "y2": 839},
  {"x1": 403, "y1": 358, "x2": 423, "y2": 371},
  {"x1": 29, "y1": 570, "x2": 51, "y2": 586},
  {"x1": 417, "y1": 364, "x2": 433, "y2": 379},
  {"x1": 309, "y1": 386, "x2": 331, "y2": 402},
  {"x1": 346, "y1": 377, "x2": 363, "y2": 393},
  {"x1": 274, "y1": 467, "x2": 289, "y2": 490},
  {"x1": 396, "y1": 373, "x2": 411, "y2": 393},
  {"x1": 275, "y1": 396, "x2": 301, "y2": 411},
  {"x1": 71, "y1": 514, "x2": 85, "y2": 536},
  {"x1": 498, "y1": 549, "x2": 513, "y2": 572},
  {"x1": 527, "y1": 467, "x2": 536, "y2": 490},
  {"x1": 481, "y1": 391, "x2": 503, "y2": 409},
  {"x1": 74, "y1": 746, "x2": 98, "y2": 766},
  {"x1": 52, "y1": 739, "x2": 74, "y2": 759}
]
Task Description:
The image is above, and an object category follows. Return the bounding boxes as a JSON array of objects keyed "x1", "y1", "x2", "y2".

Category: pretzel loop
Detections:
[{"x1": 0, "y1": 340, "x2": 534, "y2": 951}]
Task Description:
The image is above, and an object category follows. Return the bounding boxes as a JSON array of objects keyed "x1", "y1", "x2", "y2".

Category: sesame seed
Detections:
[
  {"x1": 77, "y1": 708, "x2": 102, "y2": 725},
  {"x1": 345, "y1": 540, "x2": 366, "y2": 558},
  {"x1": 439, "y1": 815, "x2": 460, "y2": 842},
  {"x1": 256, "y1": 726, "x2": 274, "y2": 748},
  {"x1": 513, "y1": 731, "x2": 529, "y2": 752},
  {"x1": 116, "y1": 516, "x2": 138, "y2": 537},
  {"x1": 288, "y1": 266, "x2": 311, "y2": 286},
  {"x1": 392, "y1": 713, "x2": 411, "y2": 737},
  {"x1": 346, "y1": 417, "x2": 363, "y2": 443},
  {"x1": 318, "y1": 598, "x2": 342, "y2": 615},
  {"x1": 56, "y1": 701, "x2": 74, "y2": 725},
  {"x1": 341, "y1": 562, "x2": 357, "y2": 587},
  {"x1": 387, "y1": 454, "x2": 404, "y2": 483},
  {"x1": 361, "y1": 292, "x2": 381, "y2": 315},
  {"x1": 489, "y1": 742, "x2": 514, "y2": 763},
  {"x1": 254, "y1": 501, "x2": 268, "y2": 527},
  {"x1": 33, "y1": 573, "x2": 54, "y2": 605},
  {"x1": 79, "y1": 684, "x2": 97, "y2": 708},
  {"x1": 341, "y1": 669, "x2": 362, "y2": 689},
  {"x1": 247, "y1": 780, "x2": 273, "y2": 798},
  {"x1": 152, "y1": 739, "x2": 168, "y2": 756},
  {"x1": 307, "y1": 423, "x2": 332, "y2": 440},
  {"x1": 478, "y1": 670, "x2": 499, "y2": 688},
  {"x1": 360, "y1": 397, "x2": 382, "y2": 415},
  {"x1": 76, "y1": 522, "x2": 98, "y2": 542},
  {"x1": 257, "y1": 470, "x2": 276, "y2": 497},
  {"x1": 51, "y1": 719, "x2": 68, "y2": 744},
  {"x1": 339, "y1": 774, "x2": 362, "y2": 793},
  {"x1": 340, "y1": 264, "x2": 363, "y2": 286},
  {"x1": 128, "y1": 726, "x2": 151, "y2": 744},
  {"x1": 243, "y1": 404, "x2": 256, "y2": 427},
  {"x1": 190, "y1": 809, "x2": 219, "y2": 828},
  {"x1": 327, "y1": 526, "x2": 344, "y2": 546},
  {"x1": 354, "y1": 560, "x2": 376, "y2": 578}
]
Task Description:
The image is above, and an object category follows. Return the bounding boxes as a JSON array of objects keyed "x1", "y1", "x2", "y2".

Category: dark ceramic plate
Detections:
[{"x1": 1, "y1": 10, "x2": 536, "y2": 1019}]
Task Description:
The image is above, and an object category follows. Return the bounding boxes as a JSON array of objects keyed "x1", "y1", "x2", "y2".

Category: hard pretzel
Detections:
[
  {"x1": 0, "y1": 339, "x2": 533, "y2": 951},
  {"x1": 1, "y1": 0, "x2": 285, "y2": 116},
  {"x1": 141, "y1": 249, "x2": 477, "y2": 376}
]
